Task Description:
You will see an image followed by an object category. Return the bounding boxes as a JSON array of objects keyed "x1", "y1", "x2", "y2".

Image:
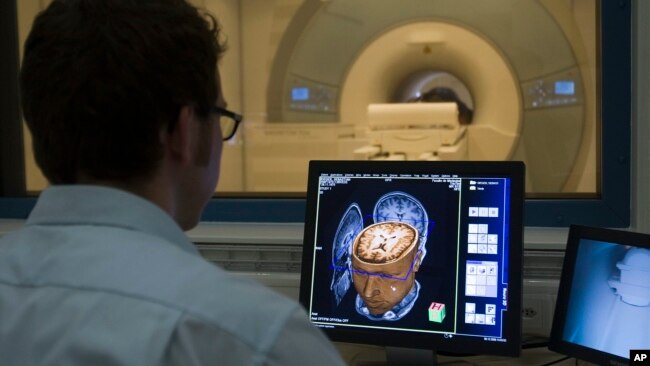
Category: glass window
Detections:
[
  {"x1": 235, "y1": 0, "x2": 601, "y2": 197},
  {"x1": 5, "y1": 0, "x2": 631, "y2": 227}
]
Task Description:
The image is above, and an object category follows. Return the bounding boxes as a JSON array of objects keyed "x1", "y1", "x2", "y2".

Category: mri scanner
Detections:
[{"x1": 240, "y1": 0, "x2": 596, "y2": 194}]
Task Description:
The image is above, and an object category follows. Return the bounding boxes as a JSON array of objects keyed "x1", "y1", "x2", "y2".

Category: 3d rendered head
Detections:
[{"x1": 351, "y1": 221, "x2": 422, "y2": 315}]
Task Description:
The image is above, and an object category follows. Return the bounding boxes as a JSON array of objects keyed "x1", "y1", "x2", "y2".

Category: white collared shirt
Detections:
[{"x1": 0, "y1": 185, "x2": 344, "y2": 366}]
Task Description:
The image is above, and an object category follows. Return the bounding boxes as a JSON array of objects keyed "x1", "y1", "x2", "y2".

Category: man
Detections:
[{"x1": 0, "y1": 1, "x2": 345, "y2": 365}]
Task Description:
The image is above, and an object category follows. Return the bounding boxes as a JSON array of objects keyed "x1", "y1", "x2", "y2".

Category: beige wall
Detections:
[{"x1": 18, "y1": 0, "x2": 49, "y2": 192}]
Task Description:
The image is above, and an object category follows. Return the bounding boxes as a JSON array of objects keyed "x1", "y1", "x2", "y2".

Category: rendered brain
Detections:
[{"x1": 355, "y1": 222, "x2": 417, "y2": 264}]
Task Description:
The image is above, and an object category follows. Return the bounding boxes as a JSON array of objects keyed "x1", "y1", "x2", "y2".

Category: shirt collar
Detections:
[{"x1": 26, "y1": 185, "x2": 198, "y2": 255}]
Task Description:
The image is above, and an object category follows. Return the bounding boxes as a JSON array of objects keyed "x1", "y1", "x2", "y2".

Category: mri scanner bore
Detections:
[{"x1": 245, "y1": 0, "x2": 597, "y2": 194}]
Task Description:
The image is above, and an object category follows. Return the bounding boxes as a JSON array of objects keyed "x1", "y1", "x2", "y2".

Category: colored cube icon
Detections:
[{"x1": 428, "y1": 302, "x2": 446, "y2": 323}]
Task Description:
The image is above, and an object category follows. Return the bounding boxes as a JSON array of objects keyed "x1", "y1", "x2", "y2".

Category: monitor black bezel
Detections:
[
  {"x1": 549, "y1": 225, "x2": 650, "y2": 365},
  {"x1": 299, "y1": 160, "x2": 524, "y2": 357}
]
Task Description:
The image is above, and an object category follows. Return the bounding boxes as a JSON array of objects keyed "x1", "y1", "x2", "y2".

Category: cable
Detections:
[
  {"x1": 521, "y1": 334, "x2": 550, "y2": 349},
  {"x1": 535, "y1": 355, "x2": 571, "y2": 366},
  {"x1": 521, "y1": 341, "x2": 550, "y2": 349}
]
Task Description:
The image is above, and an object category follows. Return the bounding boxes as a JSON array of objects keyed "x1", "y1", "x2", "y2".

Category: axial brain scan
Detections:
[{"x1": 355, "y1": 222, "x2": 417, "y2": 263}]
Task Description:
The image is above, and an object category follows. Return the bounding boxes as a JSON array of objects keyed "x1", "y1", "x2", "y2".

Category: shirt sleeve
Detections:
[
  {"x1": 263, "y1": 306, "x2": 347, "y2": 366},
  {"x1": 164, "y1": 307, "x2": 346, "y2": 366},
  {"x1": 164, "y1": 313, "x2": 261, "y2": 366}
]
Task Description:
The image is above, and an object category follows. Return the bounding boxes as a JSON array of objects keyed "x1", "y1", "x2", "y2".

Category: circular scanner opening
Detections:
[{"x1": 393, "y1": 70, "x2": 475, "y2": 124}]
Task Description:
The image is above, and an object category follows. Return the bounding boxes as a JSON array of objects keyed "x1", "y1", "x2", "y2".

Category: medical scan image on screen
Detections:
[
  {"x1": 304, "y1": 173, "x2": 514, "y2": 341},
  {"x1": 561, "y1": 239, "x2": 650, "y2": 358}
]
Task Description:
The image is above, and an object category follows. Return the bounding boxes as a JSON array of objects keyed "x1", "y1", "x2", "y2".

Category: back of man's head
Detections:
[{"x1": 21, "y1": 0, "x2": 225, "y2": 185}]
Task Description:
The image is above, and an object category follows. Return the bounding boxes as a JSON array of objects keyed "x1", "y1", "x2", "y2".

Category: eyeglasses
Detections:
[{"x1": 211, "y1": 106, "x2": 243, "y2": 141}]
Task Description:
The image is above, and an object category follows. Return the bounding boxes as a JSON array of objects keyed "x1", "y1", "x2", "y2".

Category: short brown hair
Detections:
[{"x1": 20, "y1": 0, "x2": 225, "y2": 184}]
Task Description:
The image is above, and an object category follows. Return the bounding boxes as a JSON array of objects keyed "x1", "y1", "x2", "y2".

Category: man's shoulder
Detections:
[
  {"x1": 1, "y1": 223, "x2": 333, "y2": 365},
  {"x1": 1, "y1": 222, "x2": 301, "y2": 329},
  {"x1": 99, "y1": 229, "x2": 307, "y2": 349},
  {"x1": 81, "y1": 227, "x2": 302, "y2": 323}
]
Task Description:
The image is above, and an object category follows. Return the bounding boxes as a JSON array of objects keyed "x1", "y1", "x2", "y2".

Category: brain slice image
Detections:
[
  {"x1": 352, "y1": 221, "x2": 422, "y2": 317},
  {"x1": 356, "y1": 222, "x2": 416, "y2": 263},
  {"x1": 330, "y1": 203, "x2": 363, "y2": 305},
  {"x1": 374, "y1": 191, "x2": 429, "y2": 243}
]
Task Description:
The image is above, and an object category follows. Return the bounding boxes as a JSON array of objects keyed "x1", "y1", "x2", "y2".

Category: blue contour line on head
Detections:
[{"x1": 330, "y1": 249, "x2": 423, "y2": 281}]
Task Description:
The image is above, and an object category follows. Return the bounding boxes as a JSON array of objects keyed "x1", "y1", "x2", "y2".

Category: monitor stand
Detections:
[
  {"x1": 387, "y1": 347, "x2": 438, "y2": 366},
  {"x1": 355, "y1": 346, "x2": 438, "y2": 366}
]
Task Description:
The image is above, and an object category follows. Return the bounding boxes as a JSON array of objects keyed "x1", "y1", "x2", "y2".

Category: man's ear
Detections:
[{"x1": 162, "y1": 105, "x2": 194, "y2": 165}]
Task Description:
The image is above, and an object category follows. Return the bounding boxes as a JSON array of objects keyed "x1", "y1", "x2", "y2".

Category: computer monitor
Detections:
[
  {"x1": 299, "y1": 161, "x2": 524, "y2": 363},
  {"x1": 549, "y1": 225, "x2": 650, "y2": 365}
]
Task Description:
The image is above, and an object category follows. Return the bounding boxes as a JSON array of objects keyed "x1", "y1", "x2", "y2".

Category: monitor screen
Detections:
[
  {"x1": 299, "y1": 161, "x2": 524, "y2": 359},
  {"x1": 549, "y1": 225, "x2": 650, "y2": 365},
  {"x1": 554, "y1": 80, "x2": 575, "y2": 95}
]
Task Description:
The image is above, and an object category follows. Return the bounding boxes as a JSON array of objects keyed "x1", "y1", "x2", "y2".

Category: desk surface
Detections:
[{"x1": 334, "y1": 342, "x2": 596, "y2": 366}]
